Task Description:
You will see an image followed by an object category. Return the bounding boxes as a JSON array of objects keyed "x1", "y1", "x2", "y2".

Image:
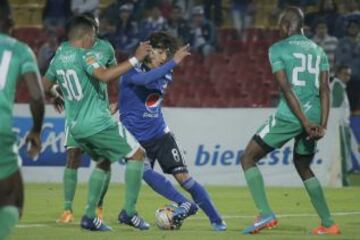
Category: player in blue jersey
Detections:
[{"x1": 118, "y1": 32, "x2": 226, "y2": 231}]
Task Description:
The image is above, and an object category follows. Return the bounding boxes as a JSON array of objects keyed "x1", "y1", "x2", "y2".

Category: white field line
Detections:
[{"x1": 16, "y1": 211, "x2": 360, "y2": 228}]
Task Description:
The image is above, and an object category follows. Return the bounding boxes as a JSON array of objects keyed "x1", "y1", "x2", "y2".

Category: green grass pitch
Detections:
[{"x1": 10, "y1": 183, "x2": 360, "y2": 240}]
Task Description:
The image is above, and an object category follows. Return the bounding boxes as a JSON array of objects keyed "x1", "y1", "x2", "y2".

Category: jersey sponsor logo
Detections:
[{"x1": 145, "y1": 93, "x2": 162, "y2": 114}]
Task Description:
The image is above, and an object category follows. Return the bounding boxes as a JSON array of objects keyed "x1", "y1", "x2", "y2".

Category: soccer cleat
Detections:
[
  {"x1": 80, "y1": 215, "x2": 112, "y2": 231},
  {"x1": 56, "y1": 210, "x2": 74, "y2": 224},
  {"x1": 96, "y1": 207, "x2": 104, "y2": 220},
  {"x1": 241, "y1": 213, "x2": 278, "y2": 234},
  {"x1": 118, "y1": 209, "x2": 150, "y2": 230},
  {"x1": 312, "y1": 224, "x2": 340, "y2": 235},
  {"x1": 172, "y1": 202, "x2": 199, "y2": 224},
  {"x1": 212, "y1": 220, "x2": 227, "y2": 231}
]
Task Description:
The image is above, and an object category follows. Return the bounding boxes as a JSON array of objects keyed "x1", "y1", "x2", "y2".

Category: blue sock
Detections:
[
  {"x1": 181, "y1": 177, "x2": 222, "y2": 224},
  {"x1": 143, "y1": 164, "x2": 189, "y2": 204}
]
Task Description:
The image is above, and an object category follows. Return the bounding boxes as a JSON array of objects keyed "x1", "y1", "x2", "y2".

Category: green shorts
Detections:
[
  {"x1": 64, "y1": 124, "x2": 80, "y2": 149},
  {"x1": 73, "y1": 122, "x2": 139, "y2": 162},
  {"x1": 255, "y1": 115, "x2": 317, "y2": 155},
  {"x1": 0, "y1": 135, "x2": 21, "y2": 180}
]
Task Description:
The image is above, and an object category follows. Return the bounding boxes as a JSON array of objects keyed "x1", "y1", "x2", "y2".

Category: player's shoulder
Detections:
[
  {"x1": 94, "y1": 38, "x2": 114, "y2": 50},
  {"x1": 269, "y1": 37, "x2": 287, "y2": 54},
  {"x1": 1, "y1": 34, "x2": 33, "y2": 55}
]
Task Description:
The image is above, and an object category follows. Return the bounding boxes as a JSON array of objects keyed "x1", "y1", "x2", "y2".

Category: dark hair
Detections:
[
  {"x1": 66, "y1": 15, "x2": 95, "y2": 39},
  {"x1": 314, "y1": 18, "x2": 327, "y2": 27},
  {"x1": 149, "y1": 31, "x2": 180, "y2": 56},
  {"x1": 319, "y1": 0, "x2": 338, "y2": 13},
  {"x1": 336, "y1": 64, "x2": 350, "y2": 74},
  {"x1": 0, "y1": 6, "x2": 13, "y2": 32},
  {"x1": 81, "y1": 12, "x2": 99, "y2": 31}
]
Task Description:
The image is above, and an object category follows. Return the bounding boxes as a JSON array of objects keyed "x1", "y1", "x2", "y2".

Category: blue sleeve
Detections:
[{"x1": 128, "y1": 60, "x2": 176, "y2": 85}]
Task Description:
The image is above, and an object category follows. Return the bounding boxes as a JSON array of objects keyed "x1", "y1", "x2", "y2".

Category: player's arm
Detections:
[
  {"x1": 274, "y1": 70, "x2": 315, "y2": 129},
  {"x1": 129, "y1": 45, "x2": 190, "y2": 86},
  {"x1": 91, "y1": 42, "x2": 151, "y2": 82},
  {"x1": 20, "y1": 45, "x2": 45, "y2": 158},
  {"x1": 317, "y1": 50, "x2": 331, "y2": 139}
]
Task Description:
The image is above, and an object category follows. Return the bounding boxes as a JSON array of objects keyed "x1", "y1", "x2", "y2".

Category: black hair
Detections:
[
  {"x1": 336, "y1": 64, "x2": 351, "y2": 74},
  {"x1": 81, "y1": 12, "x2": 99, "y2": 31},
  {"x1": 0, "y1": 6, "x2": 13, "y2": 33},
  {"x1": 66, "y1": 15, "x2": 96, "y2": 40},
  {"x1": 149, "y1": 31, "x2": 180, "y2": 57}
]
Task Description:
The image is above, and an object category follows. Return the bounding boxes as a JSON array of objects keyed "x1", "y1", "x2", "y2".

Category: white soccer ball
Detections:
[{"x1": 155, "y1": 204, "x2": 180, "y2": 230}]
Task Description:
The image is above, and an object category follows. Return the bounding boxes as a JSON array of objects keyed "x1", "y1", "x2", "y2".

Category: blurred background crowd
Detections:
[{"x1": 4, "y1": 0, "x2": 360, "y2": 113}]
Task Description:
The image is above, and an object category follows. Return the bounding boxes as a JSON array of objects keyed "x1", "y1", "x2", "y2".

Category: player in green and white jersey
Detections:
[
  {"x1": 43, "y1": 15, "x2": 151, "y2": 231},
  {"x1": 54, "y1": 14, "x2": 118, "y2": 224},
  {"x1": 0, "y1": 8, "x2": 45, "y2": 239},
  {"x1": 240, "y1": 7, "x2": 340, "y2": 235}
]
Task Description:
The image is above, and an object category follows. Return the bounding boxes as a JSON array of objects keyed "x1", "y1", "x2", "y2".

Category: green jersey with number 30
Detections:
[
  {"x1": 45, "y1": 39, "x2": 116, "y2": 138},
  {"x1": 0, "y1": 34, "x2": 40, "y2": 138},
  {"x1": 269, "y1": 34, "x2": 329, "y2": 123}
]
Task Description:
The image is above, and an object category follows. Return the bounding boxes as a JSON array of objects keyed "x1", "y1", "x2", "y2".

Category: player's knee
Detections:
[
  {"x1": 128, "y1": 148, "x2": 145, "y2": 161},
  {"x1": 174, "y1": 172, "x2": 190, "y2": 185},
  {"x1": 66, "y1": 148, "x2": 82, "y2": 169},
  {"x1": 96, "y1": 159, "x2": 111, "y2": 172}
]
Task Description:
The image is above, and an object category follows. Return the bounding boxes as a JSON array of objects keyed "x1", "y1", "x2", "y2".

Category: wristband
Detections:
[{"x1": 129, "y1": 57, "x2": 139, "y2": 67}]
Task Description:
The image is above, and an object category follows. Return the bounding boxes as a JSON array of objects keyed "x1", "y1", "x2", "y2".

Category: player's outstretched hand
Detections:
[
  {"x1": 52, "y1": 95, "x2": 65, "y2": 113},
  {"x1": 25, "y1": 130, "x2": 42, "y2": 159},
  {"x1": 173, "y1": 44, "x2": 191, "y2": 64},
  {"x1": 135, "y1": 41, "x2": 151, "y2": 61}
]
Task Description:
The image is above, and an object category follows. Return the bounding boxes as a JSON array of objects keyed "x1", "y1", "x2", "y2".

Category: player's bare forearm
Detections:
[
  {"x1": 319, "y1": 71, "x2": 330, "y2": 129},
  {"x1": 42, "y1": 77, "x2": 56, "y2": 96},
  {"x1": 24, "y1": 72, "x2": 45, "y2": 133},
  {"x1": 93, "y1": 60, "x2": 133, "y2": 83},
  {"x1": 274, "y1": 70, "x2": 309, "y2": 125}
]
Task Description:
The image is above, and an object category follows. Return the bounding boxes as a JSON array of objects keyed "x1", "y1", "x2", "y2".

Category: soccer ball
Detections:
[{"x1": 155, "y1": 204, "x2": 181, "y2": 230}]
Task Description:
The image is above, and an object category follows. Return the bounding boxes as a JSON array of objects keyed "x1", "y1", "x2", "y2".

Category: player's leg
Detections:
[
  {"x1": 293, "y1": 136, "x2": 340, "y2": 235},
  {"x1": 241, "y1": 116, "x2": 297, "y2": 234},
  {"x1": 95, "y1": 123, "x2": 149, "y2": 230},
  {"x1": 96, "y1": 168, "x2": 111, "y2": 219},
  {"x1": 173, "y1": 171, "x2": 226, "y2": 231},
  {"x1": 57, "y1": 147, "x2": 81, "y2": 223},
  {"x1": 152, "y1": 133, "x2": 224, "y2": 230},
  {"x1": 142, "y1": 149, "x2": 190, "y2": 205},
  {"x1": 118, "y1": 147, "x2": 150, "y2": 230},
  {"x1": 0, "y1": 170, "x2": 24, "y2": 240}
]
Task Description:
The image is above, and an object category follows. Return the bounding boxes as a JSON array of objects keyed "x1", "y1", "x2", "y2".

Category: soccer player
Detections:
[
  {"x1": 55, "y1": 13, "x2": 117, "y2": 224},
  {"x1": 42, "y1": 15, "x2": 151, "y2": 231},
  {"x1": 118, "y1": 32, "x2": 227, "y2": 231},
  {"x1": 240, "y1": 7, "x2": 340, "y2": 235},
  {"x1": 0, "y1": 7, "x2": 45, "y2": 239}
]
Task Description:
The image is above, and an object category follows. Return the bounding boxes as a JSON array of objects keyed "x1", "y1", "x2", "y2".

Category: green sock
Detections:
[
  {"x1": 304, "y1": 177, "x2": 335, "y2": 227},
  {"x1": 244, "y1": 167, "x2": 272, "y2": 215},
  {"x1": 98, "y1": 171, "x2": 111, "y2": 207},
  {"x1": 124, "y1": 161, "x2": 144, "y2": 216},
  {"x1": 63, "y1": 168, "x2": 78, "y2": 211},
  {"x1": 0, "y1": 206, "x2": 19, "y2": 240},
  {"x1": 85, "y1": 168, "x2": 107, "y2": 218}
]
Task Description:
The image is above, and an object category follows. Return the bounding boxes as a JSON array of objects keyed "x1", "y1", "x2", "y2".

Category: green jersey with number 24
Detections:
[
  {"x1": 45, "y1": 39, "x2": 116, "y2": 139},
  {"x1": 269, "y1": 34, "x2": 329, "y2": 123}
]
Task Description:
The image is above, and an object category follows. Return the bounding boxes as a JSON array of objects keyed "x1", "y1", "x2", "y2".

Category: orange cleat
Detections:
[
  {"x1": 56, "y1": 210, "x2": 74, "y2": 224},
  {"x1": 312, "y1": 224, "x2": 341, "y2": 235},
  {"x1": 96, "y1": 207, "x2": 104, "y2": 220}
]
